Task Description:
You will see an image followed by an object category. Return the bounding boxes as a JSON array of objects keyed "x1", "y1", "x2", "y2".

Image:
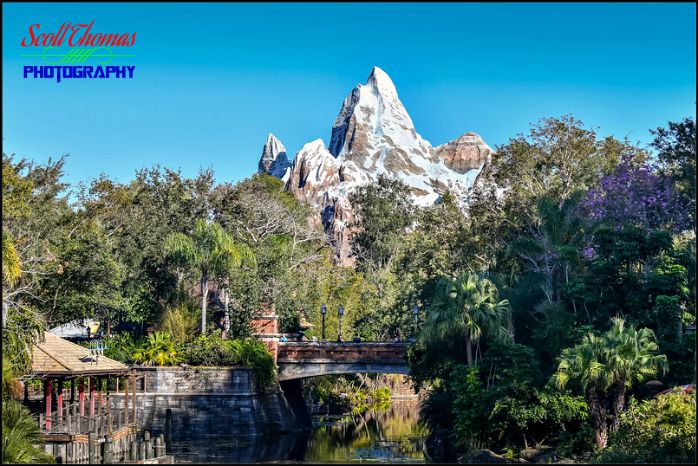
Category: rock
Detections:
[
  {"x1": 459, "y1": 449, "x2": 512, "y2": 463},
  {"x1": 519, "y1": 448, "x2": 552, "y2": 461},
  {"x1": 434, "y1": 132, "x2": 493, "y2": 174}
]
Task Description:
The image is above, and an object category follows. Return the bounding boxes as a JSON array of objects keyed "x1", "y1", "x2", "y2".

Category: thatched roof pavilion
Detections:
[
  {"x1": 30, "y1": 332, "x2": 128, "y2": 378},
  {"x1": 27, "y1": 333, "x2": 138, "y2": 434}
]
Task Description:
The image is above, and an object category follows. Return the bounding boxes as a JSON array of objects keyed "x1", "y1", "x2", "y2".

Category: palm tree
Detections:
[
  {"x1": 421, "y1": 273, "x2": 511, "y2": 367},
  {"x1": 3, "y1": 360, "x2": 55, "y2": 464},
  {"x1": 603, "y1": 318, "x2": 668, "y2": 432},
  {"x1": 2, "y1": 399, "x2": 56, "y2": 464},
  {"x1": 164, "y1": 219, "x2": 255, "y2": 334},
  {"x1": 554, "y1": 318, "x2": 667, "y2": 449},
  {"x1": 554, "y1": 332, "x2": 613, "y2": 449}
]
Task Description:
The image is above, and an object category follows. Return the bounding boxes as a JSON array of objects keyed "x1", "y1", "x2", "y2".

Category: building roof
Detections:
[
  {"x1": 30, "y1": 332, "x2": 129, "y2": 378},
  {"x1": 49, "y1": 319, "x2": 100, "y2": 339}
]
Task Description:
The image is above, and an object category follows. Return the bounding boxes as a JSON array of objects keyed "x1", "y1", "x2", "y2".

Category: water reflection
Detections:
[{"x1": 168, "y1": 402, "x2": 426, "y2": 463}]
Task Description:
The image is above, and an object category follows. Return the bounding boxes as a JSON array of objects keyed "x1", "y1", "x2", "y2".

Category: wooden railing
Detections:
[{"x1": 39, "y1": 400, "x2": 134, "y2": 436}]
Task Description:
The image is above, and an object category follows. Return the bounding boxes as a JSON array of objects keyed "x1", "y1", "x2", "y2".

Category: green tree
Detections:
[
  {"x1": 651, "y1": 117, "x2": 696, "y2": 227},
  {"x1": 421, "y1": 273, "x2": 511, "y2": 367},
  {"x1": 554, "y1": 318, "x2": 667, "y2": 449},
  {"x1": 38, "y1": 219, "x2": 123, "y2": 326},
  {"x1": 349, "y1": 174, "x2": 415, "y2": 270},
  {"x1": 164, "y1": 219, "x2": 254, "y2": 334},
  {"x1": 79, "y1": 167, "x2": 215, "y2": 324}
]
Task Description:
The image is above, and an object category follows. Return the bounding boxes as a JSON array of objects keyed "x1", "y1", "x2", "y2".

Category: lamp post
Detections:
[
  {"x1": 321, "y1": 304, "x2": 327, "y2": 341},
  {"x1": 338, "y1": 305, "x2": 345, "y2": 342}
]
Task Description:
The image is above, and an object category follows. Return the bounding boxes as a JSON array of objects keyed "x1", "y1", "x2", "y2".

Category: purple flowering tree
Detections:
[{"x1": 581, "y1": 154, "x2": 689, "y2": 233}]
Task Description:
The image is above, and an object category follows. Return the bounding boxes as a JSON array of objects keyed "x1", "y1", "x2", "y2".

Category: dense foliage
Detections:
[
  {"x1": 407, "y1": 116, "x2": 695, "y2": 461},
  {"x1": 2, "y1": 359, "x2": 54, "y2": 464},
  {"x1": 595, "y1": 392, "x2": 696, "y2": 463},
  {"x1": 2, "y1": 115, "x2": 694, "y2": 462}
]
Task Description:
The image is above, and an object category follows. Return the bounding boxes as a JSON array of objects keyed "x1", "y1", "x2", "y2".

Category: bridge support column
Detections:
[
  {"x1": 279, "y1": 379, "x2": 312, "y2": 429},
  {"x1": 251, "y1": 303, "x2": 280, "y2": 364}
]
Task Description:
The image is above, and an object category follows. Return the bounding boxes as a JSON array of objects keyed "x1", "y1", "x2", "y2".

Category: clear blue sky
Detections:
[{"x1": 3, "y1": 2, "x2": 696, "y2": 188}]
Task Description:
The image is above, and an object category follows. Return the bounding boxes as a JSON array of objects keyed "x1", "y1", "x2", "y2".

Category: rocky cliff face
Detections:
[
  {"x1": 434, "y1": 132, "x2": 493, "y2": 174},
  {"x1": 256, "y1": 66, "x2": 494, "y2": 264}
]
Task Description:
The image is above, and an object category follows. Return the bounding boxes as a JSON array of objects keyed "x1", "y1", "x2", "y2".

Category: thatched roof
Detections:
[{"x1": 30, "y1": 332, "x2": 128, "y2": 378}]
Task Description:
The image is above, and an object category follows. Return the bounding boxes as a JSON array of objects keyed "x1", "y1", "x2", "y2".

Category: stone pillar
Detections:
[{"x1": 250, "y1": 303, "x2": 280, "y2": 363}]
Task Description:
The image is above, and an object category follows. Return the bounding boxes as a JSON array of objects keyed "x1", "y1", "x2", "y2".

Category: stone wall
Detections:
[{"x1": 110, "y1": 367, "x2": 305, "y2": 441}]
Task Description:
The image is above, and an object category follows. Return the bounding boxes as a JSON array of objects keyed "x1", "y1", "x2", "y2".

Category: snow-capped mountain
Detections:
[
  {"x1": 258, "y1": 133, "x2": 291, "y2": 178},
  {"x1": 257, "y1": 66, "x2": 494, "y2": 263}
]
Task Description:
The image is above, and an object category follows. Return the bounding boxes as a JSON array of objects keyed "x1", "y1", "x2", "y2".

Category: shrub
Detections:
[
  {"x1": 101, "y1": 332, "x2": 142, "y2": 364},
  {"x1": 132, "y1": 332, "x2": 181, "y2": 366},
  {"x1": 2, "y1": 399, "x2": 55, "y2": 463},
  {"x1": 159, "y1": 303, "x2": 199, "y2": 344},
  {"x1": 228, "y1": 338, "x2": 277, "y2": 390},
  {"x1": 595, "y1": 392, "x2": 696, "y2": 463},
  {"x1": 181, "y1": 335, "x2": 276, "y2": 390},
  {"x1": 486, "y1": 385, "x2": 588, "y2": 450},
  {"x1": 183, "y1": 334, "x2": 239, "y2": 366}
]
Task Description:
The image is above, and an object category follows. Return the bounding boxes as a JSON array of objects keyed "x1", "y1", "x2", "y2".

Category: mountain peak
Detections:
[
  {"x1": 258, "y1": 133, "x2": 290, "y2": 177},
  {"x1": 328, "y1": 66, "x2": 429, "y2": 161},
  {"x1": 365, "y1": 66, "x2": 397, "y2": 97}
]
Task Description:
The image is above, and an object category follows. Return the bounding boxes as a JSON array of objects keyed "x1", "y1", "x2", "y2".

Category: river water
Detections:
[{"x1": 168, "y1": 402, "x2": 427, "y2": 463}]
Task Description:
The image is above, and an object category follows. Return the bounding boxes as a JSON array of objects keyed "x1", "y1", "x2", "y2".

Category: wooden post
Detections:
[
  {"x1": 130, "y1": 371, "x2": 136, "y2": 426},
  {"x1": 124, "y1": 377, "x2": 130, "y2": 425},
  {"x1": 130, "y1": 440, "x2": 137, "y2": 461},
  {"x1": 56, "y1": 378, "x2": 64, "y2": 429},
  {"x1": 144, "y1": 431, "x2": 152, "y2": 459},
  {"x1": 105, "y1": 376, "x2": 111, "y2": 435},
  {"x1": 44, "y1": 378, "x2": 52, "y2": 432},
  {"x1": 88, "y1": 432, "x2": 95, "y2": 464},
  {"x1": 79, "y1": 378, "x2": 85, "y2": 416},
  {"x1": 103, "y1": 437, "x2": 112, "y2": 465},
  {"x1": 70, "y1": 378, "x2": 75, "y2": 403},
  {"x1": 89, "y1": 376, "x2": 96, "y2": 417}
]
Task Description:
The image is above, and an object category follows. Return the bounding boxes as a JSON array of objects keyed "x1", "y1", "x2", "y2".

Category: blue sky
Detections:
[{"x1": 3, "y1": 2, "x2": 696, "y2": 188}]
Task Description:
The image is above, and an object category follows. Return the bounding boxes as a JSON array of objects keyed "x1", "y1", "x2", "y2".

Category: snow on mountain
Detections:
[
  {"x1": 286, "y1": 139, "x2": 341, "y2": 205},
  {"x1": 258, "y1": 133, "x2": 291, "y2": 178},
  {"x1": 256, "y1": 66, "x2": 494, "y2": 263}
]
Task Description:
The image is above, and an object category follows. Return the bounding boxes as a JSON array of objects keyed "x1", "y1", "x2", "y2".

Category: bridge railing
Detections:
[{"x1": 277, "y1": 342, "x2": 408, "y2": 364}]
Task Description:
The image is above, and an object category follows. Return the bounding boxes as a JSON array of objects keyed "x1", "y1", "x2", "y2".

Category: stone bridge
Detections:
[{"x1": 276, "y1": 342, "x2": 410, "y2": 381}]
